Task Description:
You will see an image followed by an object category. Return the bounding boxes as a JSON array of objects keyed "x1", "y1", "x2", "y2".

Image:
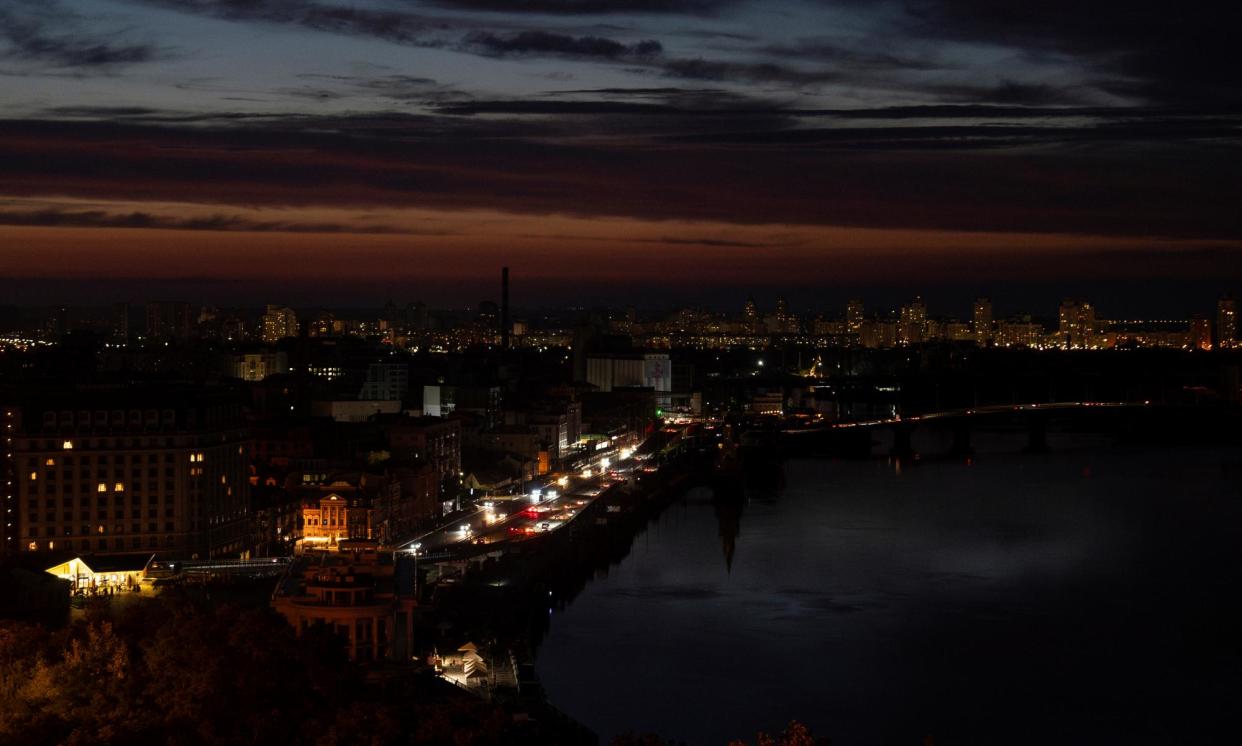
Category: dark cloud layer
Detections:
[
  {"x1": 2, "y1": 112, "x2": 1239, "y2": 240},
  {"x1": 466, "y1": 31, "x2": 662, "y2": 60},
  {"x1": 886, "y1": 0, "x2": 1242, "y2": 105},
  {"x1": 3, "y1": 0, "x2": 1240, "y2": 308},
  {"x1": 0, "y1": 5, "x2": 162, "y2": 68},
  {"x1": 428, "y1": 0, "x2": 735, "y2": 14},
  {"x1": 135, "y1": 0, "x2": 435, "y2": 46},
  {"x1": 0, "y1": 208, "x2": 410, "y2": 234}
]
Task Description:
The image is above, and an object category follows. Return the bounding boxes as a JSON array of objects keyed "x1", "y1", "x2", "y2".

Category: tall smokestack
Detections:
[{"x1": 501, "y1": 266, "x2": 510, "y2": 350}]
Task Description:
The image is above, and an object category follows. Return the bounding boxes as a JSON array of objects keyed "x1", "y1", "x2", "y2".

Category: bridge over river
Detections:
[{"x1": 775, "y1": 400, "x2": 1159, "y2": 459}]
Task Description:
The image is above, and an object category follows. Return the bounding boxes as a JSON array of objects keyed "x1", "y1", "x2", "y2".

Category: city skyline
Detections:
[
  {"x1": 7, "y1": 287, "x2": 1236, "y2": 355},
  {"x1": 4, "y1": 5, "x2": 1242, "y2": 744}
]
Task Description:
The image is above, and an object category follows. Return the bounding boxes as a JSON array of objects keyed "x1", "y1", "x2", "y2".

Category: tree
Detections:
[{"x1": 730, "y1": 721, "x2": 827, "y2": 746}]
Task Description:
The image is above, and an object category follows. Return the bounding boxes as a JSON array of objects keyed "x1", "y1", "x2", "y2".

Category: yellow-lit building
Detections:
[
  {"x1": 261, "y1": 305, "x2": 299, "y2": 344},
  {"x1": 301, "y1": 493, "x2": 375, "y2": 548},
  {"x1": 45, "y1": 553, "x2": 153, "y2": 592},
  {"x1": 10, "y1": 386, "x2": 251, "y2": 558}
]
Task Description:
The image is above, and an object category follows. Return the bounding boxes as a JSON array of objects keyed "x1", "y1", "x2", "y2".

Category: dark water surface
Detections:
[{"x1": 536, "y1": 441, "x2": 1242, "y2": 745}]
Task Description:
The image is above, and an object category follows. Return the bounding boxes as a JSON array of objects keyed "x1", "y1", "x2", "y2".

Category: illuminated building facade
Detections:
[
  {"x1": 261, "y1": 305, "x2": 299, "y2": 343},
  {"x1": 973, "y1": 297, "x2": 993, "y2": 346},
  {"x1": 898, "y1": 297, "x2": 928, "y2": 345},
  {"x1": 742, "y1": 297, "x2": 761, "y2": 334},
  {"x1": 301, "y1": 493, "x2": 374, "y2": 546},
  {"x1": 1218, "y1": 295, "x2": 1237, "y2": 350},
  {"x1": 11, "y1": 387, "x2": 250, "y2": 558},
  {"x1": 230, "y1": 351, "x2": 288, "y2": 382},
  {"x1": 1058, "y1": 300, "x2": 1097, "y2": 349},
  {"x1": 2, "y1": 406, "x2": 18, "y2": 559},
  {"x1": 994, "y1": 319, "x2": 1044, "y2": 348},
  {"x1": 44, "y1": 553, "x2": 152, "y2": 592},
  {"x1": 845, "y1": 299, "x2": 864, "y2": 334}
]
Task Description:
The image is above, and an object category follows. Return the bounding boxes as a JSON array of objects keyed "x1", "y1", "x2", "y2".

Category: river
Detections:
[{"x1": 535, "y1": 437, "x2": 1242, "y2": 745}]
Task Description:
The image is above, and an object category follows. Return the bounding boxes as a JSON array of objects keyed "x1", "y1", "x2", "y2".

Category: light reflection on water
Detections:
[{"x1": 536, "y1": 442, "x2": 1242, "y2": 745}]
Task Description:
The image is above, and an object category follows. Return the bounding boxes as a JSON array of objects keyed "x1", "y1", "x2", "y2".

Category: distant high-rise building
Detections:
[
  {"x1": 501, "y1": 266, "x2": 511, "y2": 350},
  {"x1": 49, "y1": 306, "x2": 70, "y2": 339},
  {"x1": 477, "y1": 300, "x2": 499, "y2": 343},
  {"x1": 1058, "y1": 299, "x2": 1097, "y2": 349},
  {"x1": 769, "y1": 297, "x2": 796, "y2": 334},
  {"x1": 898, "y1": 297, "x2": 927, "y2": 345},
  {"x1": 846, "y1": 299, "x2": 864, "y2": 334},
  {"x1": 145, "y1": 301, "x2": 192, "y2": 341},
  {"x1": 1217, "y1": 295, "x2": 1237, "y2": 350},
  {"x1": 1058, "y1": 300, "x2": 1076, "y2": 347},
  {"x1": 406, "y1": 301, "x2": 429, "y2": 331},
  {"x1": 112, "y1": 302, "x2": 130, "y2": 342},
  {"x1": 972, "y1": 297, "x2": 993, "y2": 347},
  {"x1": 261, "y1": 305, "x2": 298, "y2": 344},
  {"x1": 742, "y1": 297, "x2": 760, "y2": 333},
  {"x1": 310, "y1": 311, "x2": 335, "y2": 338}
]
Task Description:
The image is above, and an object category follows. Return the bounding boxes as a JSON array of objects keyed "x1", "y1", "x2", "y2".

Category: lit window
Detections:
[
  {"x1": 114, "y1": 482, "x2": 124, "y2": 492},
  {"x1": 45, "y1": 458, "x2": 55, "y2": 467},
  {"x1": 29, "y1": 472, "x2": 37, "y2": 481},
  {"x1": 97, "y1": 483, "x2": 106, "y2": 493},
  {"x1": 63, "y1": 440, "x2": 74, "y2": 450}
]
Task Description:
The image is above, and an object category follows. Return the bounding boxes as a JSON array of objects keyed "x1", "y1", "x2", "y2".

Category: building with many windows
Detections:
[
  {"x1": 845, "y1": 299, "x2": 864, "y2": 335},
  {"x1": 230, "y1": 351, "x2": 289, "y2": 382},
  {"x1": 358, "y1": 362, "x2": 409, "y2": 401},
  {"x1": 145, "y1": 301, "x2": 193, "y2": 341},
  {"x1": 1058, "y1": 300, "x2": 1097, "y2": 349},
  {"x1": 2, "y1": 406, "x2": 20, "y2": 559},
  {"x1": 973, "y1": 298, "x2": 993, "y2": 346},
  {"x1": 10, "y1": 386, "x2": 250, "y2": 558},
  {"x1": 385, "y1": 416, "x2": 461, "y2": 491},
  {"x1": 1218, "y1": 295, "x2": 1237, "y2": 350},
  {"x1": 898, "y1": 297, "x2": 928, "y2": 346},
  {"x1": 261, "y1": 305, "x2": 299, "y2": 344}
]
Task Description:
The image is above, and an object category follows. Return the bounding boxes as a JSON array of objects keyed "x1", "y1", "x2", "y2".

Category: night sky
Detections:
[{"x1": 1, "y1": 0, "x2": 1239, "y2": 313}]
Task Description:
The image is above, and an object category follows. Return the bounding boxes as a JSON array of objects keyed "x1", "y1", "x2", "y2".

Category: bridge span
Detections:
[{"x1": 777, "y1": 400, "x2": 1155, "y2": 459}]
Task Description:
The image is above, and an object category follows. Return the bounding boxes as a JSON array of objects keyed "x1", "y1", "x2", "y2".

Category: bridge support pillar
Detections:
[
  {"x1": 890, "y1": 423, "x2": 917, "y2": 461},
  {"x1": 1025, "y1": 412, "x2": 1050, "y2": 453},
  {"x1": 949, "y1": 420, "x2": 973, "y2": 457}
]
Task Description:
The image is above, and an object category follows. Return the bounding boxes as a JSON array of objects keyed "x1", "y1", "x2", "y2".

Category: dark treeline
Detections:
[{"x1": 0, "y1": 592, "x2": 516, "y2": 746}]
